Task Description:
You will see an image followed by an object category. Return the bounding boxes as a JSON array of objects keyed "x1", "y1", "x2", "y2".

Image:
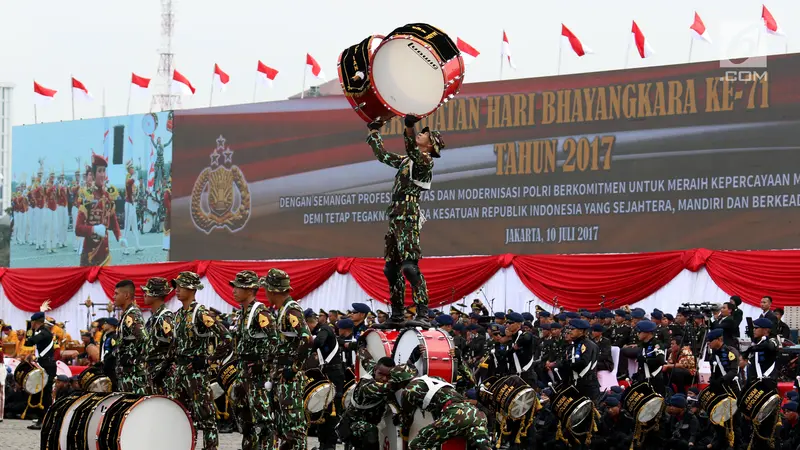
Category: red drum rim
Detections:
[{"x1": 337, "y1": 35, "x2": 387, "y2": 123}]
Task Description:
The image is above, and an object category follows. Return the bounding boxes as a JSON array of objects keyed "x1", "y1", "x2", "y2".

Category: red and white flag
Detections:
[
  {"x1": 172, "y1": 69, "x2": 196, "y2": 95},
  {"x1": 72, "y1": 77, "x2": 92, "y2": 101},
  {"x1": 131, "y1": 73, "x2": 151, "y2": 95},
  {"x1": 762, "y1": 5, "x2": 784, "y2": 36},
  {"x1": 561, "y1": 24, "x2": 593, "y2": 56},
  {"x1": 501, "y1": 30, "x2": 517, "y2": 69},
  {"x1": 306, "y1": 53, "x2": 325, "y2": 80},
  {"x1": 257, "y1": 61, "x2": 279, "y2": 87},
  {"x1": 33, "y1": 81, "x2": 57, "y2": 103},
  {"x1": 689, "y1": 12, "x2": 712, "y2": 43},
  {"x1": 456, "y1": 37, "x2": 480, "y2": 64},
  {"x1": 632, "y1": 21, "x2": 655, "y2": 58},
  {"x1": 213, "y1": 64, "x2": 230, "y2": 91}
]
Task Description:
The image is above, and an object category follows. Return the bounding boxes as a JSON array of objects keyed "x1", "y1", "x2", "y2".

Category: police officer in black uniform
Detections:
[
  {"x1": 506, "y1": 312, "x2": 536, "y2": 386},
  {"x1": 591, "y1": 324, "x2": 614, "y2": 372},
  {"x1": 690, "y1": 313, "x2": 707, "y2": 358},
  {"x1": 307, "y1": 309, "x2": 344, "y2": 450},
  {"x1": 742, "y1": 317, "x2": 779, "y2": 384},
  {"x1": 554, "y1": 319, "x2": 599, "y2": 402},
  {"x1": 24, "y1": 311, "x2": 58, "y2": 430},
  {"x1": 336, "y1": 319, "x2": 358, "y2": 382},
  {"x1": 622, "y1": 320, "x2": 666, "y2": 396},
  {"x1": 664, "y1": 394, "x2": 699, "y2": 449}
]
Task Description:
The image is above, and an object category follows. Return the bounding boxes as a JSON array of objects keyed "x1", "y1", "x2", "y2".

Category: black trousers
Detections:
[
  {"x1": 40, "y1": 360, "x2": 57, "y2": 416},
  {"x1": 319, "y1": 366, "x2": 345, "y2": 449}
]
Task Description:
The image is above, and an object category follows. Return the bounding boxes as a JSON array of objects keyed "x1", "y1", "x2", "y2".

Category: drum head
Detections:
[
  {"x1": 508, "y1": 388, "x2": 536, "y2": 420},
  {"x1": 87, "y1": 376, "x2": 112, "y2": 393},
  {"x1": 58, "y1": 393, "x2": 94, "y2": 450},
  {"x1": 343, "y1": 384, "x2": 356, "y2": 408},
  {"x1": 305, "y1": 381, "x2": 334, "y2": 413},
  {"x1": 755, "y1": 394, "x2": 781, "y2": 423},
  {"x1": 637, "y1": 398, "x2": 664, "y2": 423},
  {"x1": 86, "y1": 393, "x2": 125, "y2": 449},
  {"x1": 117, "y1": 396, "x2": 194, "y2": 450},
  {"x1": 379, "y1": 403, "x2": 403, "y2": 450},
  {"x1": 359, "y1": 330, "x2": 393, "y2": 380},
  {"x1": 24, "y1": 368, "x2": 47, "y2": 394},
  {"x1": 371, "y1": 38, "x2": 445, "y2": 116},
  {"x1": 710, "y1": 398, "x2": 737, "y2": 424},
  {"x1": 393, "y1": 329, "x2": 424, "y2": 374},
  {"x1": 568, "y1": 399, "x2": 593, "y2": 427}
]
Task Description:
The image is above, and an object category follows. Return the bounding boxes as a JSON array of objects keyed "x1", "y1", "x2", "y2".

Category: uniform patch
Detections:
[
  {"x1": 202, "y1": 313, "x2": 215, "y2": 328},
  {"x1": 289, "y1": 314, "x2": 300, "y2": 328},
  {"x1": 728, "y1": 352, "x2": 736, "y2": 361},
  {"x1": 162, "y1": 320, "x2": 172, "y2": 334},
  {"x1": 125, "y1": 315, "x2": 134, "y2": 327},
  {"x1": 258, "y1": 312, "x2": 270, "y2": 328}
]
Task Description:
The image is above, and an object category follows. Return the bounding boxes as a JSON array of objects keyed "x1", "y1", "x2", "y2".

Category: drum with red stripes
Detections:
[
  {"x1": 392, "y1": 328, "x2": 455, "y2": 382},
  {"x1": 356, "y1": 329, "x2": 400, "y2": 379}
]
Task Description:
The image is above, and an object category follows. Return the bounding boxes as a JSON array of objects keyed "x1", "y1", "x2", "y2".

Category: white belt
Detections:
[
  {"x1": 571, "y1": 350, "x2": 597, "y2": 379},
  {"x1": 246, "y1": 302, "x2": 268, "y2": 338},
  {"x1": 316, "y1": 338, "x2": 340, "y2": 367},
  {"x1": 755, "y1": 359, "x2": 775, "y2": 379},
  {"x1": 419, "y1": 375, "x2": 451, "y2": 410},
  {"x1": 282, "y1": 332, "x2": 298, "y2": 338}
]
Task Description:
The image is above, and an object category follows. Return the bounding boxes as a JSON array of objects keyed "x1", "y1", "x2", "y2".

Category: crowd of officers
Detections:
[{"x1": 13, "y1": 280, "x2": 800, "y2": 450}]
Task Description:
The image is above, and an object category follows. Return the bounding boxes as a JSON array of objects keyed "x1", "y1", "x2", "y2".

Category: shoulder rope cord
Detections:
[
  {"x1": 155, "y1": 307, "x2": 172, "y2": 343},
  {"x1": 278, "y1": 300, "x2": 299, "y2": 338}
]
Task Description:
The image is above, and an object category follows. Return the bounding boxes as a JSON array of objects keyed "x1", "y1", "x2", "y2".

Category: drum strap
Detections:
[
  {"x1": 35, "y1": 336, "x2": 54, "y2": 359},
  {"x1": 752, "y1": 337, "x2": 775, "y2": 379},
  {"x1": 191, "y1": 304, "x2": 212, "y2": 337},
  {"x1": 571, "y1": 344, "x2": 597, "y2": 379},
  {"x1": 316, "y1": 337, "x2": 340, "y2": 367},
  {"x1": 121, "y1": 308, "x2": 136, "y2": 341},
  {"x1": 404, "y1": 158, "x2": 432, "y2": 190},
  {"x1": 350, "y1": 384, "x2": 383, "y2": 410},
  {"x1": 419, "y1": 375, "x2": 451, "y2": 410},
  {"x1": 642, "y1": 347, "x2": 662, "y2": 379},
  {"x1": 155, "y1": 308, "x2": 171, "y2": 343},
  {"x1": 246, "y1": 302, "x2": 268, "y2": 339},
  {"x1": 512, "y1": 332, "x2": 534, "y2": 374}
]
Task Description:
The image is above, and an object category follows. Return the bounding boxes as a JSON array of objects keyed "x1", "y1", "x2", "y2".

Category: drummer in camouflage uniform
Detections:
[
  {"x1": 230, "y1": 270, "x2": 278, "y2": 450},
  {"x1": 261, "y1": 268, "x2": 313, "y2": 450},
  {"x1": 141, "y1": 277, "x2": 175, "y2": 395},
  {"x1": 114, "y1": 279, "x2": 148, "y2": 394},
  {"x1": 168, "y1": 271, "x2": 233, "y2": 450}
]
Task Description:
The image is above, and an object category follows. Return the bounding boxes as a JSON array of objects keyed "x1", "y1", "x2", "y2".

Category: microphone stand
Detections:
[{"x1": 478, "y1": 287, "x2": 493, "y2": 313}]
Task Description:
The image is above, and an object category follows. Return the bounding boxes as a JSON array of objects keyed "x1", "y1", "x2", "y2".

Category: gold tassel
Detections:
[
  {"x1": 331, "y1": 402, "x2": 336, "y2": 417},
  {"x1": 495, "y1": 414, "x2": 508, "y2": 449},
  {"x1": 555, "y1": 421, "x2": 568, "y2": 444}
]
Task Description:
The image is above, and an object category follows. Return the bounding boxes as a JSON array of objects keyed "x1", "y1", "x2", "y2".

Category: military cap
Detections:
[
  {"x1": 171, "y1": 271, "x2": 204, "y2": 290},
  {"x1": 610, "y1": 386, "x2": 624, "y2": 394},
  {"x1": 420, "y1": 127, "x2": 446, "y2": 157},
  {"x1": 539, "y1": 311, "x2": 551, "y2": 318},
  {"x1": 782, "y1": 401, "x2": 798, "y2": 412},
  {"x1": 591, "y1": 324, "x2": 605, "y2": 333},
  {"x1": 522, "y1": 312, "x2": 535, "y2": 321},
  {"x1": 390, "y1": 364, "x2": 418, "y2": 384},
  {"x1": 436, "y1": 314, "x2": 454, "y2": 326},
  {"x1": 142, "y1": 277, "x2": 173, "y2": 297},
  {"x1": 550, "y1": 322, "x2": 562, "y2": 329},
  {"x1": 555, "y1": 313, "x2": 567, "y2": 321},
  {"x1": 599, "y1": 307, "x2": 611, "y2": 313},
  {"x1": 652, "y1": 308, "x2": 663, "y2": 315},
  {"x1": 496, "y1": 326, "x2": 506, "y2": 335},
  {"x1": 471, "y1": 299, "x2": 484, "y2": 309},
  {"x1": 260, "y1": 268, "x2": 292, "y2": 292},
  {"x1": 753, "y1": 318, "x2": 773, "y2": 328},
  {"x1": 569, "y1": 319, "x2": 591, "y2": 330},
  {"x1": 351, "y1": 303, "x2": 371, "y2": 314},
  {"x1": 337, "y1": 318, "x2": 354, "y2": 329},
  {"x1": 304, "y1": 308, "x2": 316, "y2": 319},
  {"x1": 615, "y1": 309, "x2": 627, "y2": 317},
  {"x1": 706, "y1": 328, "x2": 723, "y2": 340},
  {"x1": 427, "y1": 310, "x2": 437, "y2": 318},
  {"x1": 31, "y1": 312, "x2": 46, "y2": 321},
  {"x1": 466, "y1": 324, "x2": 481, "y2": 331},
  {"x1": 367, "y1": 311, "x2": 376, "y2": 319},
  {"x1": 631, "y1": 310, "x2": 646, "y2": 319},
  {"x1": 469, "y1": 312, "x2": 482, "y2": 320},
  {"x1": 229, "y1": 270, "x2": 260, "y2": 289},
  {"x1": 330, "y1": 309, "x2": 343, "y2": 315},
  {"x1": 106, "y1": 317, "x2": 119, "y2": 327},
  {"x1": 651, "y1": 311, "x2": 663, "y2": 320},
  {"x1": 453, "y1": 323, "x2": 465, "y2": 332},
  {"x1": 56, "y1": 374, "x2": 71, "y2": 383},
  {"x1": 635, "y1": 320, "x2": 657, "y2": 333},
  {"x1": 565, "y1": 311, "x2": 580, "y2": 319},
  {"x1": 633, "y1": 308, "x2": 646, "y2": 314},
  {"x1": 449, "y1": 306, "x2": 461, "y2": 315},
  {"x1": 664, "y1": 313, "x2": 674, "y2": 321},
  {"x1": 523, "y1": 321, "x2": 533, "y2": 328},
  {"x1": 319, "y1": 309, "x2": 328, "y2": 317},
  {"x1": 604, "y1": 396, "x2": 620, "y2": 407},
  {"x1": 494, "y1": 312, "x2": 506, "y2": 319},
  {"x1": 541, "y1": 323, "x2": 551, "y2": 330},
  {"x1": 668, "y1": 394, "x2": 687, "y2": 408},
  {"x1": 376, "y1": 309, "x2": 388, "y2": 317},
  {"x1": 506, "y1": 312, "x2": 524, "y2": 323}
]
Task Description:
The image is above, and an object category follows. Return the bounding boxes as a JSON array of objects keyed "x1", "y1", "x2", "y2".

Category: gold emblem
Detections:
[
  {"x1": 258, "y1": 313, "x2": 270, "y2": 328},
  {"x1": 162, "y1": 320, "x2": 172, "y2": 335},
  {"x1": 190, "y1": 135, "x2": 251, "y2": 235},
  {"x1": 581, "y1": 344, "x2": 586, "y2": 353},
  {"x1": 728, "y1": 352, "x2": 736, "y2": 361},
  {"x1": 202, "y1": 313, "x2": 215, "y2": 328},
  {"x1": 289, "y1": 314, "x2": 300, "y2": 328},
  {"x1": 125, "y1": 315, "x2": 133, "y2": 328}
]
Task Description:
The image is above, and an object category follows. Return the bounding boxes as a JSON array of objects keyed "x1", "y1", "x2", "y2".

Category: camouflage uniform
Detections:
[
  {"x1": 261, "y1": 268, "x2": 313, "y2": 450},
  {"x1": 117, "y1": 302, "x2": 148, "y2": 394},
  {"x1": 142, "y1": 277, "x2": 176, "y2": 395},
  {"x1": 400, "y1": 375, "x2": 492, "y2": 450},
  {"x1": 230, "y1": 271, "x2": 278, "y2": 450},
  {"x1": 168, "y1": 271, "x2": 233, "y2": 450},
  {"x1": 366, "y1": 121, "x2": 445, "y2": 322}
]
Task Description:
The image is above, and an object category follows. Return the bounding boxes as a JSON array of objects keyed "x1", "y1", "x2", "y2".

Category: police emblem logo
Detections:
[{"x1": 190, "y1": 135, "x2": 251, "y2": 235}]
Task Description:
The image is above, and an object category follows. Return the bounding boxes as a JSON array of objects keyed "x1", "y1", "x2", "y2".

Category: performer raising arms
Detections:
[{"x1": 366, "y1": 114, "x2": 446, "y2": 329}]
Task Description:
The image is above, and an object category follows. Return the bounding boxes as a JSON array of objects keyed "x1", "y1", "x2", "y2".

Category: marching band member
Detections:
[
  {"x1": 56, "y1": 172, "x2": 69, "y2": 248},
  {"x1": 554, "y1": 319, "x2": 600, "y2": 402},
  {"x1": 23, "y1": 311, "x2": 57, "y2": 430},
  {"x1": 43, "y1": 171, "x2": 57, "y2": 254},
  {"x1": 142, "y1": 277, "x2": 175, "y2": 395},
  {"x1": 100, "y1": 318, "x2": 120, "y2": 391},
  {"x1": 366, "y1": 114, "x2": 445, "y2": 328},
  {"x1": 624, "y1": 320, "x2": 667, "y2": 395},
  {"x1": 591, "y1": 323, "x2": 614, "y2": 373},
  {"x1": 74, "y1": 154, "x2": 124, "y2": 266},
  {"x1": 307, "y1": 307, "x2": 344, "y2": 450},
  {"x1": 114, "y1": 279, "x2": 148, "y2": 394},
  {"x1": 350, "y1": 303, "x2": 371, "y2": 339},
  {"x1": 742, "y1": 317, "x2": 779, "y2": 384},
  {"x1": 506, "y1": 312, "x2": 537, "y2": 387},
  {"x1": 70, "y1": 169, "x2": 81, "y2": 250},
  {"x1": 336, "y1": 319, "x2": 358, "y2": 379}
]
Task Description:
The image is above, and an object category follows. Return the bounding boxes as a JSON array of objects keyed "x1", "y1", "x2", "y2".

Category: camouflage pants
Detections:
[
  {"x1": 384, "y1": 217, "x2": 428, "y2": 308},
  {"x1": 274, "y1": 373, "x2": 307, "y2": 450},
  {"x1": 408, "y1": 403, "x2": 492, "y2": 450},
  {"x1": 172, "y1": 363, "x2": 219, "y2": 450},
  {"x1": 145, "y1": 359, "x2": 173, "y2": 395},
  {"x1": 116, "y1": 364, "x2": 147, "y2": 395},
  {"x1": 233, "y1": 364, "x2": 275, "y2": 450}
]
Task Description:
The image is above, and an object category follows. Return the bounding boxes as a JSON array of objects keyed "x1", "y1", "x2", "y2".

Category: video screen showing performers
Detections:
[{"x1": 9, "y1": 111, "x2": 173, "y2": 268}]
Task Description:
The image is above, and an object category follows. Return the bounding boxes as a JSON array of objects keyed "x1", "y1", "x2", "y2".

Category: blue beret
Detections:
[
  {"x1": 625, "y1": 314, "x2": 631, "y2": 320},
  {"x1": 602, "y1": 311, "x2": 615, "y2": 319},
  {"x1": 591, "y1": 324, "x2": 605, "y2": 333},
  {"x1": 688, "y1": 387, "x2": 700, "y2": 394},
  {"x1": 565, "y1": 312, "x2": 580, "y2": 319},
  {"x1": 453, "y1": 323, "x2": 465, "y2": 332},
  {"x1": 783, "y1": 401, "x2": 798, "y2": 412},
  {"x1": 787, "y1": 391, "x2": 799, "y2": 401},
  {"x1": 427, "y1": 310, "x2": 437, "y2": 318},
  {"x1": 522, "y1": 312, "x2": 534, "y2": 321},
  {"x1": 664, "y1": 314, "x2": 674, "y2": 321},
  {"x1": 569, "y1": 319, "x2": 591, "y2": 330},
  {"x1": 507, "y1": 312, "x2": 524, "y2": 323},
  {"x1": 753, "y1": 318, "x2": 773, "y2": 328},
  {"x1": 599, "y1": 308, "x2": 611, "y2": 313},
  {"x1": 651, "y1": 311, "x2": 663, "y2": 320},
  {"x1": 31, "y1": 312, "x2": 45, "y2": 321},
  {"x1": 351, "y1": 303, "x2": 371, "y2": 314},
  {"x1": 615, "y1": 309, "x2": 626, "y2": 317},
  {"x1": 304, "y1": 308, "x2": 316, "y2": 318},
  {"x1": 56, "y1": 374, "x2": 71, "y2": 382},
  {"x1": 706, "y1": 329, "x2": 723, "y2": 340},
  {"x1": 337, "y1": 318, "x2": 354, "y2": 329},
  {"x1": 523, "y1": 321, "x2": 533, "y2": 328},
  {"x1": 541, "y1": 323, "x2": 551, "y2": 330},
  {"x1": 631, "y1": 310, "x2": 645, "y2": 319},
  {"x1": 469, "y1": 312, "x2": 482, "y2": 320},
  {"x1": 555, "y1": 313, "x2": 567, "y2": 321},
  {"x1": 610, "y1": 386, "x2": 623, "y2": 394},
  {"x1": 633, "y1": 308, "x2": 646, "y2": 314},
  {"x1": 635, "y1": 320, "x2": 657, "y2": 333},
  {"x1": 494, "y1": 312, "x2": 506, "y2": 319},
  {"x1": 550, "y1": 323, "x2": 562, "y2": 329},
  {"x1": 465, "y1": 388, "x2": 478, "y2": 400},
  {"x1": 436, "y1": 314, "x2": 454, "y2": 326},
  {"x1": 497, "y1": 326, "x2": 506, "y2": 335},
  {"x1": 583, "y1": 312, "x2": 595, "y2": 319},
  {"x1": 668, "y1": 394, "x2": 687, "y2": 408},
  {"x1": 652, "y1": 308, "x2": 663, "y2": 315},
  {"x1": 466, "y1": 323, "x2": 480, "y2": 331},
  {"x1": 605, "y1": 396, "x2": 620, "y2": 407},
  {"x1": 106, "y1": 318, "x2": 119, "y2": 327},
  {"x1": 539, "y1": 311, "x2": 551, "y2": 318}
]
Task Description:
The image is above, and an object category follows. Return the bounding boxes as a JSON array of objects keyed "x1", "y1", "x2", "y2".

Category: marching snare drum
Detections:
[
  {"x1": 78, "y1": 365, "x2": 112, "y2": 393},
  {"x1": 622, "y1": 382, "x2": 664, "y2": 424},
  {"x1": 370, "y1": 23, "x2": 465, "y2": 118},
  {"x1": 95, "y1": 394, "x2": 195, "y2": 450},
  {"x1": 551, "y1": 384, "x2": 593, "y2": 427},
  {"x1": 40, "y1": 391, "x2": 83, "y2": 450},
  {"x1": 408, "y1": 408, "x2": 468, "y2": 450},
  {"x1": 392, "y1": 328, "x2": 455, "y2": 382},
  {"x1": 338, "y1": 35, "x2": 392, "y2": 123},
  {"x1": 378, "y1": 403, "x2": 404, "y2": 450},
  {"x1": 699, "y1": 383, "x2": 738, "y2": 424},
  {"x1": 211, "y1": 359, "x2": 239, "y2": 400},
  {"x1": 357, "y1": 329, "x2": 400, "y2": 380},
  {"x1": 738, "y1": 378, "x2": 780, "y2": 423},
  {"x1": 14, "y1": 360, "x2": 48, "y2": 394},
  {"x1": 480, "y1": 375, "x2": 537, "y2": 420},
  {"x1": 303, "y1": 368, "x2": 335, "y2": 415}
]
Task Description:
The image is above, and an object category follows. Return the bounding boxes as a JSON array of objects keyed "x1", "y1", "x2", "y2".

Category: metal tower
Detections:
[{"x1": 150, "y1": 0, "x2": 181, "y2": 112}]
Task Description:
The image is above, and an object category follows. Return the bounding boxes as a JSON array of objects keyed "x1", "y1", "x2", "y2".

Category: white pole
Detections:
[
  {"x1": 252, "y1": 77, "x2": 258, "y2": 103},
  {"x1": 301, "y1": 63, "x2": 307, "y2": 99},
  {"x1": 209, "y1": 70, "x2": 215, "y2": 107},
  {"x1": 126, "y1": 83, "x2": 132, "y2": 115},
  {"x1": 70, "y1": 74, "x2": 75, "y2": 121},
  {"x1": 624, "y1": 37, "x2": 632, "y2": 69},
  {"x1": 688, "y1": 37, "x2": 694, "y2": 63},
  {"x1": 557, "y1": 38, "x2": 564, "y2": 75},
  {"x1": 756, "y1": 28, "x2": 762, "y2": 56},
  {"x1": 499, "y1": 32, "x2": 505, "y2": 81},
  {"x1": 34, "y1": 104, "x2": 38, "y2": 124}
]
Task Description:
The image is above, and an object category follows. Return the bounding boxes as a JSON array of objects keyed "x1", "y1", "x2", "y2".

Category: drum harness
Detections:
[
  {"x1": 402, "y1": 158, "x2": 430, "y2": 228},
  {"x1": 641, "y1": 345, "x2": 664, "y2": 380},
  {"x1": 152, "y1": 306, "x2": 172, "y2": 344},
  {"x1": 243, "y1": 302, "x2": 272, "y2": 392},
  {"x1": 570, "y1": 341, "x2": 597, "y2": 380},
  {"x1": 750, "y1": 336, "x2": 776, "y2": 379},
  {"x1": 512, "y1": 331, "x2": 535, "y2": 375}
]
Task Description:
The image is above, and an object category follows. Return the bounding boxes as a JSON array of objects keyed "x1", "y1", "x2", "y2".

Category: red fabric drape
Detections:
[{"x1": 3, "y1": 249, "x2": 800, "y2": 312}]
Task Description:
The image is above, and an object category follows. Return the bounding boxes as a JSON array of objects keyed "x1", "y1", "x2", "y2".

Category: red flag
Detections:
[
  {"x1": 762, "y1": 5, "x2": 784, "y2": 36},
  {"x1": 71, "y1": 77, "x2": 92, "y2": 101},
  {"x1": 34, "y1": 81, "x2": 57, "y2": 103},
  {"x1": 501, "y1": 30, "x2": 516, "y2": 69},
  {"x1": 306, "y1": 53, "x2": 325, "y2": 80},
  {"x1": 456, "y1": 37, "x2": 480, "y2": 64},
  {"x1": 131, "y1": 73, "x2": 151, "y2": 89},
  {"x1": 632, "y1": 21, "x2": 655, "y2": 58},
  {"x1": 172, "y1": 69, "x2": 196, "y2": 95},
  {"x1": 257, "y1": 61, "x2": 279, "y2": 87},
  {"x1": 690, "y1": 12, "x2": 712, "y2": 43},
  {"x1": 561, "y1": 24, "x2": 593, "y2": 57},
  {"x1": 213, "y1": 63, "x2": 230, "y2": 91}
]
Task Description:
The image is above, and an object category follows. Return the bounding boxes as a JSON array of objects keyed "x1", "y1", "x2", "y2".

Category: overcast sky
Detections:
[{"x1": 1, "y1": 0, "x2": 796, "y2": 126}]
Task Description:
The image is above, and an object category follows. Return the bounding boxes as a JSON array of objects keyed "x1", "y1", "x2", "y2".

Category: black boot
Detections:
[
  {"x1": 405, "y1": 304, "x2": 432, "y2": 329},
  {"x1": 373, "y1": 304, "x2": 405, "y2": 329}
]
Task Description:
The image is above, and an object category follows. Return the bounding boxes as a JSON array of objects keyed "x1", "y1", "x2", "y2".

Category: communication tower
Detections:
[{"x1": 150, "y1": 0, "x2": 181, "y2": 112}]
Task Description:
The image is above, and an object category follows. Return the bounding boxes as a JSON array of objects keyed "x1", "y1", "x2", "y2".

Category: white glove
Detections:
[
  {"x1": 92, "y1": 224, "x2": 106, "y2": 236},
  {"x1": 119, "y1": 238, "x2": 129, "y2": 248}
]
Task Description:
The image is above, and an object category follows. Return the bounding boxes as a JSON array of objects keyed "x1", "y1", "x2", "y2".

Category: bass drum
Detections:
[
  {"x1": 14, "y1": 360, "x2": 48, "y2": 394},
  {"x1": 55, "y1": 392, "x2": 98, "y2": 450},
  {"x1": 337, "y1": 35, "x2": 392, "y2": 123},
  {"x1": 78, "y1": 365, "x2": 112, "y2": 393},
  {"x1": 551, "y1": 384, "x2": 593, "y2": 428},
  {"x1": 304, "y1": 368, "x2": 334, "y2": 416},
  {"x1": 699, "y1": 383, "x2": 737, "y2": 425},
  {"x1": 343, "y1": 378, "x2": 356, "y2": 409},
  {"x1": 408, "y1": 409, "x2": 467, "y2": 450},
  {"x1": 356, "y1": 329, "x2": 399, "y2": 380},
  {"x1": 95, "y1": 394, "x2": 195, "y2": 450},
  {"x1": 378, "y1": 403, "x2": 404, "y2": 450},
  {"x1": 392, "y1": 328, "x2": 455, "y2": 382},
  {"x1": 481, "y1": 375, "x2": 536, "y2": 420},
  {"x1": 622, "y1": 381, "x2": 664, "y2": 424},
  {"x1": 65, "y1": 392, "x2": 110, "y2": 450},
  {"x1": 738, "y1": 378, "x2": 780, "y2": 423},
  {"x1": 40, "y1": 391, "x2": 83, "y2": 450}
]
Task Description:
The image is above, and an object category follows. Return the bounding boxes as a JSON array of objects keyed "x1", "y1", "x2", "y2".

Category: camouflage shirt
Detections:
[
  {"x1": 236, "y1": 300, "x2": 278, "y2": 360},
  {"x1": 401, "y1": 375, "x2": 466, "y2": 427},
  {"x1": 117, "y1": 304, "x2": 147, "y2": 366},
  {"x1": 367, "y1": 129, "x2": 433, "y2": 218},
  {"x1": 348, "y1": 349, "x2": 395, "y2": 424},
  {"x1": 273, "y1": 297, "x2": 312, "y2": 370},
  {"x1": 171, "y1": 301, "x2": 232, "y2": 360},
  {"x1": 144, "y1": 303, "x2": 175, "y2": 362}
]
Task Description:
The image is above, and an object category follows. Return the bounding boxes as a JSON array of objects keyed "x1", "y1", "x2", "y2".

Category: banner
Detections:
[
  {"x1": 172, "y1": 54, "x2": 800, "y2": 260},
  {"x1": 10, "y1": 112, "x2": 173, "y2": 268}
]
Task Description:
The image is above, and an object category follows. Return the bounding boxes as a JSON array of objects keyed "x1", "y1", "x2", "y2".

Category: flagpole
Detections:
[
  {"x1": 756, "y1": 29, "x2": 762, "y2": 56},
  {"x1": 70, "y1": 74, "x2": 75, "y2": 121},
  {"x1": 301, "y1": 64, "x2": 307, "y2": 99},
  {"x1": 786, "y1": 37, "x2": 789, "y2": 54},
  {"x1": 102, "y1": 88, "x2": 106, "y2": 118},
  {"x1": 209, "y1": 70, "x2": 215, "y2": 107},
  {"x1": 688, "y1": 36, "x2": 694, "y2": 63},
  {"x1": 624, "y1": 38, "x2": 632, "y2": 69},
  {"x1": 557, "y1": 38, "x2": 564, "y2": 75},
  {"x1": 34, "y1": 104, "x2": 38, "y2": 124},
  {"x1": 252, "y1": 76, "x2": 258, "y2": 103},
  {"x1": 126, "y1": 83, "x2": 132, "y2": 115}
]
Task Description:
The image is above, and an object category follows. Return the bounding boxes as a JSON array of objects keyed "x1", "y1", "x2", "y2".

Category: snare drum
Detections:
[
  {"x1": 378, "y1": 403, "x2": 404, "y2": 450},
  {"x1": 551, "y1": 384, "x2": 593, "y2": 427},
  {"x1": 370, "y1": 23, "x2": 465, "y2": 118},
  {"x1": 357, "y1": 329, "x2": 399, "y2": 380},
  {"x1": 738, "y1": 379, "x2": 780, "y2": 423},
  {"x1": 304, "y1": 368, "x2": 335, "y2": 415},
  {"x1": 338, "y1": 35, "x2": 392, "y2": 123},
  {"x1": 95, "y1": 394, "x2": 195, "y2": 450},
  {"x1": 480, "y1": 375, "x2": 537, "y2": 420},
  {"x1": 14, "y1": 360, "x2": 48, "y2": 394},
  {"x1": 622, "y1": 382, "x2": 664, "y2": 423},
  {"x1": 699, "y1": 383, "x2": 737, "y2": 425},
  {"x1": 78, "y1": 365, "x2": 112, "y2": 393},
  {"x1": 408, "y1": 409, "x2": 468, "y2": 450},
  {"x1": 393, "y1": 328, "x2": 455, "y2": 382}
]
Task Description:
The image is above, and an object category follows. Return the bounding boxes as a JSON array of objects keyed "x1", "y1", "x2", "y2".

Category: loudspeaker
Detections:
[{"x1": 112, "y1": 125, "x2": 125, "y2": 165}]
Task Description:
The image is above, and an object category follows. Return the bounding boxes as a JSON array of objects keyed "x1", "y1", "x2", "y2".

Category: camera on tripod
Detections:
[{"x1": 678, "y1": 302, "x2": 721, "y2": 319}]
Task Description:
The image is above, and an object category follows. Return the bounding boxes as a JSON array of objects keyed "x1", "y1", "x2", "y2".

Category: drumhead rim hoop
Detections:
[
  {"x1": 507, "y1": 388, "x2": 536, "y2": 420},
  {"x1": 21, "y1": 368, "x2": 47, "y2": 394},
  {"x1": 115, "y1": 395, "x2": 196, "y2": 450},
  {"x1": 709, "y1": 398, "x2": 737, "y2": 425},
  {"x1": 568, "y1": 399, "x2": 593, "y2": 427},
  {"x1": 754, "y1": 394, "x2": 781, "y2": 423},
  {"x1": 636, "y1": 397, "x2": 664, "y2": 423},
  {"x1": 305, "y1": 382, "x2": 334, "y2": 413}
]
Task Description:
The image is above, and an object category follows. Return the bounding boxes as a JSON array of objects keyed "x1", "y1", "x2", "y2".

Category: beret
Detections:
[
  {"x1": 469, "y1": 313, "x2": 482, "y2": 320},
  {"x1": 635, "y1": 320, "x2": 657, "y2": 333},
  {"x1": 453, "y1": 323, "x2": 465, "y2": 332},
  {"x1": 565, "y1": 312, "x2": 580, "y2": 319},
  {"x1": 466, "y1": 324, "x2": 480, "y2": 331},
  {"x1": 610, "y1": 386, "x2": 623, "y2": 394},
  {"x1": 688, "y1": 387, "x2": 700, "y2": 394},
  {"x1": 615, "y1": 309, "x2": 627, "y2": 317},
  {"x1": 539, "y1": 311, "x2": 551, "y2": 318},
  {"x1": 304, "y1": 308, "x2": 316, "y2": 318},
  {"x1": 782, "y1": 401, "x2": 798, "y2": 412},
  {"x1": 631, "y1": 310, "x2": 646, "y2": 319},
  {"x1": 56, "y1": 375, "x2": 71, "y2": 382},
  {"x1": 591, "y1": 324, "x2": 606, "y2": 333},
  {"x1": 31, "y1": 312, "x2": 45, "y2": 321},
  {"x1": 523, "y1": 321, "x2": 533, "y2": 329},
  {"x1": 604, "y1": 396, "x2": 620, "y2": 407},
  {"x1": 436, "y1": 314, "x2": 454, "y2": 326},
  {"x1": 786, "y1": 391, "x2": 799, "y2": 401},
  {"x1": 706, "y1": 329, "x2": 723, "y2": 340},
  {"x1": 550, "y1": 323, "x2": 562, "y2": 329},
  {"x1": 106, "y1": 318, "x2": 119, "y2": 327},
  {"x1": 651, "y1": 311, "x2": 663, "y2": 320},
  {"x1": 569, "y1": 319, "x2": 591, "y2": 330},
  {"x1": 664, "y1": 314, "x2": 674, "y2": 321},
  {"x1": 496, "y1": 326, "x2": 506, "y2": 335},
  {"x1": 555, "y1": 313, "x2": 567, "y2": 321},
  {"x1": 337, "y1": 318, "x2": 354, "y2": 329},
  {"x1": 541, "y1": 323, "x2": 551, "y2": 330},
  {"x1": 522, "y1": 312, "x2": 535, "y2": 321},
  {"x1": 753, "y1": 318, "x2": 774, "y2": 328},
  {"x1": 351, "y1": 303, "x2": 371, "y2": 314},
  {"x1": 494, "y1": 312, "x2": 506, "y2": 319},
  {"x1": 506, "y1": 312, "x2": 524, "y2": 323},
  {"x1": 668, "y1": 394, "x2": 687, "y2": 408}
]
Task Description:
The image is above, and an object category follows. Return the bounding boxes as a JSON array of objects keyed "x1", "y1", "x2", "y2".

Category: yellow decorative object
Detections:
[
  {"x1": 202, "y1": 314, "x2": 215, "y2": 328},
  {"x1": 162, "y1": 321, "x2": 172, "y2": 334},
  {"x1": 289, "y1": 314, "x2": 300, "y2": 328},
  {"x1": 125, "y1": 315, "x2": 133, "y2": 327},
  {"x1": 258, "y1": 313, "x2": 270, "y2": 328}
]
